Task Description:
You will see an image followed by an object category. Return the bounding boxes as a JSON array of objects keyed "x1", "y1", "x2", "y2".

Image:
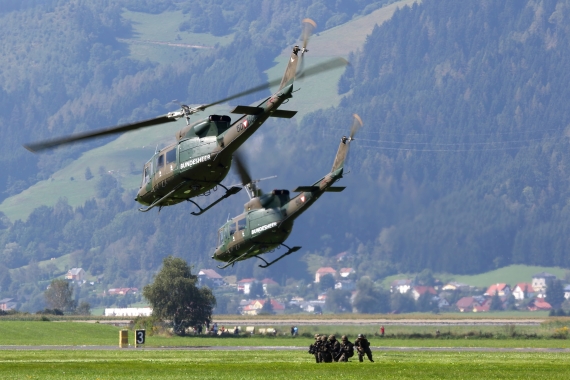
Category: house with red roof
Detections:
[
  {"x1": 411, "y1": 286, "x2": 437, "y2": 301},
  {"x1": 527, "y1": 298, "x2": 552, "y2": 311},
  {"x1": 484, "y1": 283, "x2": 511, "y2": 297},
  {"x1": 237, "y1": 278, "x2": 256, "y2": 294},
  {"x1": 456, "y1": 296, "x2": 481, "y2": 312},
  {"x1": 241, "y1": 299, "x2": 285, "y2": 315},
  {"x1": 315, "y1": 267, "x2": 336, "y2": 283},
  {"x1": 512, "y1": 283, "x2": 534, "y2": 300},
  {"x1": 339, "y1": 268, "x2": 355, "y2": 278},
  {"x1": 261, "y1": 278, "x2": 278, "y2": 294}
]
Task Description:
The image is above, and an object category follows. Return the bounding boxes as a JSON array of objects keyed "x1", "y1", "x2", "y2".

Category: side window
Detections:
[
  {"x1": 166, "y1": 148, "x2": 176, "y2": 165},
  {"x1": 237, "y1": 217, "x2": 246, "y2": 231},
  {"x1": 157, "y1": 154, "x2": 164, "y2": 168},
  {"x1": 229, "y1": 222, "x2": 237, "y2": 236}
]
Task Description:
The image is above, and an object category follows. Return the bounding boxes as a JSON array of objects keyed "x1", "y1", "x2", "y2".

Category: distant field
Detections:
[
  {"x1": 0, "y1": 350, "x2": 569, "y2": 379},
  {"x1": 2, "y1": 320, "x2": 570, "y2": 349},
  {"x1": 382, "y1": 264, "x2": 569, "y2": 289},
  {"x1": 121, "y1": 10, "x2": 234, "y2": 64}
]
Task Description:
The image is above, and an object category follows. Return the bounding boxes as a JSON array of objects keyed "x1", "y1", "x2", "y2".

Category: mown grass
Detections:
[
  {"x1": 0, "y1": 350, "x2": 569, "y2": 379},
  {"x1": 2, "y1": 321, "x2": 570, "y2": 349}
]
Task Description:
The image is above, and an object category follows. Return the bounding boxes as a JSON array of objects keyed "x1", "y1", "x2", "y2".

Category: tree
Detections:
[
  {"x1": 75, "y1": 301, "x2": 91, "y2": 315},
  {"x1": 352, "y1": 278, "x2": 390, "y2": 313},
  {"x1": 319, "y1": 274, "x2": 335, "y2": 292},
  {"x1": 546, "y1": 280, "x2": 565, "y2": 310},
  {"x1": 84, "y1": 167, "x2": 93, "y2": 180},
  {"x1": 260, "y1": 298, "x2": 274, "y2": 315},
  {"x1": 248, "y1": 281, "x2": 265, "y2": 298},
  {"x1": 143, "y1": 256, "x2": 216, "y2": 336},
  {"x1": 325, "y1": 289, "x2": 352, "y2": 313},
  {"x1": 44, "y1": 279, "x2": 75, "y2": 312},
  {"x1": 490, "y1": 292, "x2": 503, "y2": 311}
]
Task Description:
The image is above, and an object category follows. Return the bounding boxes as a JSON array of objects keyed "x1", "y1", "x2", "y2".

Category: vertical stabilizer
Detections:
[
  {"x1": 278, "y1": 46, "x2": 301, "y2": 91},
  {"x1": 331, "y1": 137, "x2": 350, "y2": 173}
]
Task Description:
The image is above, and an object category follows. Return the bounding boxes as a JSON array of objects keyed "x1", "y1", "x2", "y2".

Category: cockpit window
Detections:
[
  {"x1": 157, "y1": 154, "x2": 164, "y2": 168},
  {"x1": 217, "y1": 227, "x2": 223, "y2": 246},
  {"x1": 166, "y1": 148, "x2": 176, "y2": 165},
  {"x1": 142, "y1": 162, "x2": 152, "y2": 185},
  {"x1": 229, "y1": 222, "x2": 237, "y2": 236}
]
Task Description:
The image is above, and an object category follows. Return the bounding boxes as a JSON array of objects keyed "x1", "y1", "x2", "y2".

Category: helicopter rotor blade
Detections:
[
  {"x1": 24, "y1": 115, "x2": 176, "y2": 153},
  {"x1": 349, "y1": 114, "x2": 363, "y2": 140},
  {"x1": 24, "y1": 58, "x2": 347, "y2": 153},
  {"x1": 297, "y1": 18, "x2": 317, "y2": 81},
  {"x1": 232, "y1": 151, "x2": 252, "y2": 186}
]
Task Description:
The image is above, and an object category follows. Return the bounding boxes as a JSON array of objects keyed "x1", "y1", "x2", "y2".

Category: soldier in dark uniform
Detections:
[
  {"x1": 318, "y1": 335, "x2": 333, "y2": 363},
  {"x1": 328, "y1": 334, "x2": 341, "y2": 362},
  {"x1": 354, "y1": 333, "x2": 374, "y2": 362},
  {"x1": 309, "y1": 334, "x2": 320, "y2": 363},
  {"x1": 338, "y1": 335, "x2": 354, "y2": 362}
]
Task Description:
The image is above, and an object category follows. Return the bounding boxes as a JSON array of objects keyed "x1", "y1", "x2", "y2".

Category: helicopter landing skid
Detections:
[
  {"x1": 217, "y1": 247, "x2": 254, "y2": 269},
  {"x1": 139, "y1": 182, "x2": 187, "y2": 212},
  {"x1": 189, "y1": 184, "x2": 242, "y2": 216},
  {"x1": 256, "y1": 244, "x2": 301, "y2": 268}
]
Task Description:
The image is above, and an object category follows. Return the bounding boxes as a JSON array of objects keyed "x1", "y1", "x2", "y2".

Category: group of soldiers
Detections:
[{"x1": 308, "y1": 334, "x2": 374, "y2": 363}]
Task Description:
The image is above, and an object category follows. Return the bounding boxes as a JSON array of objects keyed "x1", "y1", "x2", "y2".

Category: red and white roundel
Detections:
[{"x1": 242, "y1": 120, "x2": 248, "y2": 129}]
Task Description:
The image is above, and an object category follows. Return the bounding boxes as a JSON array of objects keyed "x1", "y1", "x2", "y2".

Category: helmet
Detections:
[
  {"x1": 358, "y1": 334, "x2": 363, "y2": 338},
  {"x1": 341, "y1": 335, "x2": 347, "y2": 341},
  {"x1": 329, "y1": 334, "x2": 336, "y2": 340},
  {"x1": 314, "y1": 334, "x2": 320, "y2": 339},
  {"x1": 320, "y1": 335, "x2": 327, "y2": 341}
]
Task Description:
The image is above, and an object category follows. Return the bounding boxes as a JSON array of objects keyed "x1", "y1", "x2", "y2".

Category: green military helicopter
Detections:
[
  {"x1": 25, "y1": 19, "x2": 346, "y2": 215},
  {"x1": 213, "y1": 114, "x2": 363, "y2": 269}
]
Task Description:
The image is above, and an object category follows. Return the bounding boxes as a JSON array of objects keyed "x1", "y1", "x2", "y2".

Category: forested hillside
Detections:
[
  {"x1": 2, "y1": 0, "x2": 570, "y2": 312},
  {"x1": 309, "y1": 0, "x2": 570, "y2": 273},
  {"x1": 0, "y1": 0, "x2": 398, "y2": 311}
]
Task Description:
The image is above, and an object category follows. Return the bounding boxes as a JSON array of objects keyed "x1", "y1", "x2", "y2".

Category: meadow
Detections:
[{"x1": 0, "y1": 350, "x2": 568, "y2": 379}]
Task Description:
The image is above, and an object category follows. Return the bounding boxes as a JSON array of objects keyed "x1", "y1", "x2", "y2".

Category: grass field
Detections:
[
  {"x1": 2, "y1": 321, "x2": 570, "y2": 349},
  {"x1": 382, "y1": 265, "x2": 569, "y2": 289},
  {"x1": 0, "y1": 350, "x2": 569, "y2": 379}
]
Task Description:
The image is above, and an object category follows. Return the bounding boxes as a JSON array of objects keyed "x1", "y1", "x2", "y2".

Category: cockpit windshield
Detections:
[{"x1": 142, "y1": 161, "x2": 152, "y2": 186}]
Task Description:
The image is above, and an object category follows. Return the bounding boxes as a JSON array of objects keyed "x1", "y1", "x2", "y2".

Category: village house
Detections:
[
  {"x1": 0, "y1": 298, "x2": 16, "y2": 311},
  {"x1": 241, "y1": 299, "x2": 285, "y2": 316},
  {"x1": 442, "y1": 282, "x2": 470, "y2": 292},
  {"x1": 532, "y1": 272, "x2": 556, "y2": 292},
  {"x1": 198, "y1": 269, "x2": 225, "y2": 287},
  {"x1": 315, "y1": 267, "x2": 336, "y2": 283},
  {"x1": 339, "y1": 268, "x2": 355, "y2": 278},
  {"x1": 65, "y1": 268, "x2": 85, "y2": 282},
  {"x1": 261, "y1": 278, "x2": 278, "y2": 294},
  {"x1": 334, "y1": 280, "x2": 356, "y2": 291},
  {"x1": 237, "y1": 278, "x2": 256, "y2": 294},
  {"x1": 512, "y1": 283, "x2": 534, "y2": 300},
  {"x1": 107, "y1": 287, "x2": 138, "y2": 296},
  {"x1": 412, "y1": 286, "x2": 437, "y2": 301},
  {"x1": 484, "y1": 283, "x2": 511, "y2": 297},
  {"x1": 456, "y1": 296, "x2": 484, "y2": 312},
  {"x1": 390, "y1": 279, "x2": 413, "y2": 294},
  {"x1": 527, "y1": 298, "x2": 552, "y2": 311},
  {"x1": 565, "y1": 285, "x2": 570, "y2": 300},
  {"x1": 334, "y1": 251, "x2": 353, "y2": 262}
]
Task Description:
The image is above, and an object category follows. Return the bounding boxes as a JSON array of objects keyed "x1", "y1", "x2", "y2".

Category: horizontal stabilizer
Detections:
[
  {"x1": 268, "y1": 110, "x2": 297, "y2": 118},
  {"x1": 293, "y1": 186, "x2": 345, "y2": 192},
  {"x1": 230, "y1": 107, "x2": 297, "y2": 119},
  {"x1": 231, "y1": 106, "x2": 263, "y2": 115}
]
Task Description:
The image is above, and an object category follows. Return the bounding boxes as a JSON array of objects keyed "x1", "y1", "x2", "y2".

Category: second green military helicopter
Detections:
[
  {"x1": 25, "y1": 19, "x2": 346, "y2": 215},
  {"x1": 213, "y1": 114, "x2": 363, "y2": 268}
]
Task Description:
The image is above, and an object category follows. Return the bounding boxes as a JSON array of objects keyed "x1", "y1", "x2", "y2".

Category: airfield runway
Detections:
[{"x1": 0, "y1": 345, "x2": 568, "y2": 353}]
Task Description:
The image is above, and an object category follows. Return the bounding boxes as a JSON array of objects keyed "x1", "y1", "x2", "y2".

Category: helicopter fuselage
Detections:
[{"x1": 135, "y1": 84, "x2": 294, "y2": 209}]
